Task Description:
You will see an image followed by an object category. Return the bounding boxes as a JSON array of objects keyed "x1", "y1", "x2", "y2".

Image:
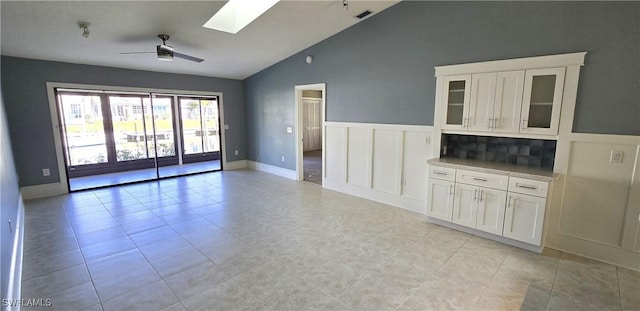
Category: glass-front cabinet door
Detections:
[
  {"x1": 520, "y1": 68, "x2": 565, "y2": 135},
  {"x1": 442, "y1": 75, "x2": 471, "y2": 130}
]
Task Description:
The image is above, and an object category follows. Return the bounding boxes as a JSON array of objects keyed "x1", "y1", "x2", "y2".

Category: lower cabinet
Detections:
[
  {"x1": 475, "y1": 187, "x2": 507, "y2": 235},
  {"x1": 452, "y1": 182, "x2": 507, "y2": 235},
  {"x1": 503, "y1": 192, "x2": 546, "y2": 245},
  {"x1": 426, "y1": 164, "x2": 551, "y2": 248},
  {"x1": 427, "y1": 178, "x2": 454, "y2": 221}
]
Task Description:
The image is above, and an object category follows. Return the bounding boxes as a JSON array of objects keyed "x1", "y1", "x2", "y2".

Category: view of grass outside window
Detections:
[
  {"x1": 179, "y1": 98, "x2": 220, "y2": 155},
  {"x1": 59, "y1": 94, "x2": 108, "y2": 165},
  {"x1": 108, "y1": 96, "x2": 176, "y2": 161}
]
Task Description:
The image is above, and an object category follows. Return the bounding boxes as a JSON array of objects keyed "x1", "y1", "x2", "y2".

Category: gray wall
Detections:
[
  {"x1": 0, "y1": 83, "x2": 22, "y2": 302},
  {"x1": 244, "y1": 1, "x2": 640, "y2": 170},
  {"x1": 1, "y1": 56, "x2": 245, "y2": 187}
]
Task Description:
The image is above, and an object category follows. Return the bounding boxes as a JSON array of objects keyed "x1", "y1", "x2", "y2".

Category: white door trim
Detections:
[
  {"x1": 294, "y1": 83, "x2": 326, "y2": 182},
  {"x1": 44, "y1": 82, "x2": 226, "y2": 195}
]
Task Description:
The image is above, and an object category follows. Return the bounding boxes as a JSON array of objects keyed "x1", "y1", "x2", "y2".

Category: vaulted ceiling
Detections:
[{"x1": 1, "y1": 1, "x2": 399, "y2": 79}]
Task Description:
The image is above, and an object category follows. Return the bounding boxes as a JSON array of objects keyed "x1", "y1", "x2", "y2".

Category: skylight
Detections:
[{"x1": 203, "y1": 0, "x2": 280, "y2": 34}]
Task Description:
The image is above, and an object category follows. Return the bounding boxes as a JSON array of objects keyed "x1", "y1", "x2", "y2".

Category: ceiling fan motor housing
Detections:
[{"x1": 156, "y1": 45, "x2": 174, "y2": 61}]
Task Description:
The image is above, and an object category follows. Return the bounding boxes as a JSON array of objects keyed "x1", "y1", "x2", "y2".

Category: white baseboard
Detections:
[
  {"x1": 6, "y1": 196, "x2": 25, "y2": 311},
  {"x1": 20, "y1": 182, "x2": 67, "y2": 200},
  {"x1": 224, "y1": 160, "x2": 248, "y2": 170},
  {"x1": 323, "y1": 178, "x2": 426, "y2": 214},
  {"x1": 247, "y1": 161, "x2": 297, "y2": 180}
]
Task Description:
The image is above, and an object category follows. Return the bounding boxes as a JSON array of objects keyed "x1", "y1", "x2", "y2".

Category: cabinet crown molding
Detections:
[{"x1": 434, "y1": 52, "x2": 587, "y2": 77}]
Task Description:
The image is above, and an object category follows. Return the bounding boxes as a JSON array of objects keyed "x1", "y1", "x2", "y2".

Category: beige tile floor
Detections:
[{"x1": 21, "y1": 170, "x2": 639, "y2": 311}]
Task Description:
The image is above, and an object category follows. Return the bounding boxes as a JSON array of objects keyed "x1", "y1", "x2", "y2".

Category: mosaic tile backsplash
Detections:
[{"x1": 441, "y1": 134, "x2": 556, "y2": 170}]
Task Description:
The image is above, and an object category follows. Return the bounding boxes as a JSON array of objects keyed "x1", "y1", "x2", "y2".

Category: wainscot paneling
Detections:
[
  {"x1": 323, "y1": 122, "x2": 434, "y2": 214},
  {"x1": 547, "y1": 133, "x2": 640, "y2": 270}
]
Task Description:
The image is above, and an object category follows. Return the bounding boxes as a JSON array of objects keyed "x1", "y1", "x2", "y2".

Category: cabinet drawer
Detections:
[
  {"x1": 456, "y1": 169, "x2": 508, "y2": 190},
  {"x1": 508, "y1": 177, "x2": 549, "y2": 197},
  {"x1": 429, "y1": 166, "x2": 456, "y2": 182}
]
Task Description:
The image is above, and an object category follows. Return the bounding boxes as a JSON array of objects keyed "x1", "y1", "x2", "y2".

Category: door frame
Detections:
[
  {"x1": 294, "y1": 83, "x2": 326, "y2": 183},
  {"x1": 45, "y1": 82, "x2": 226, "y2": 195}
]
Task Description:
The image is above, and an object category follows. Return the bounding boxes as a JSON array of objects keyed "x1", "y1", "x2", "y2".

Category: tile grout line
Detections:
[{"x1": 545, "y1": 250, "x2": 563, "y2": 311}]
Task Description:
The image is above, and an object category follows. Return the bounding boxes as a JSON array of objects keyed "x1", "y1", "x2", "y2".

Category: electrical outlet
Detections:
[
  {"x1": 281, "y1": 155, "x2": 285, "y2": 162},
  {"x1": 234, "y1": 150, "x2": 238, "y2": 156},
  {"x1": 424, "y1": 136, "x2": 431, "y2": 144},
  {"x1": 42, "y1": 168, "x2": 50, "y2": 176},
  {"x1": 610, "y1": 150, "x2": 624, "y2": 164}
]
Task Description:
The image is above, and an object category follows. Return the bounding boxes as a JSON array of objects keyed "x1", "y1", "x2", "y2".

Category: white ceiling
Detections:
[{"x1": 0, "y1": 1, "x2": 399, "y2": 80}]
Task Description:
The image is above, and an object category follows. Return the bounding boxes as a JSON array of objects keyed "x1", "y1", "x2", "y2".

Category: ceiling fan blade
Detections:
[
  {"x1": 174, "y1": 52, "x2": 204, "y2": 63},
  {"x1": 119, "y1": 52, "x2": 155, "y2": 55}
]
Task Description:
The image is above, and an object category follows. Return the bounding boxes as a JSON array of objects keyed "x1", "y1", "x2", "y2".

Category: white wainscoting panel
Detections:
[
  {"x1": 402, "y1": 131, "x2": 434, "y2": 201},
  {"x1": 547, "y1": 133, "x2": 640, "y2": 270},
  {"x1": 346, "y1": 127, "x2": 371, "y2": 188},
  {"x1": 372, "y1": 129, "x2": 400, "y2": 194},
  {"x1": 558, "y1": 142, "x2": 637, "y2": 247},
  {"x1": 323, "y1": 122, "x2": 434, "y2": 214},
  {"x1": 325, "y1": 126, "x2": 346, "y2": 182}
]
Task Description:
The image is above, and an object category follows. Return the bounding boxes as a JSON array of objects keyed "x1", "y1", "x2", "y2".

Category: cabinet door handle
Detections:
[
  {"x1": 508, "y1": 197, "x2": 515, "y2": 208},
  {"x1": 473, "y1": 189, "x2": 478, "y2": 201},
  {"x1": 472, "y1": 177, "x2": 487, "y2": 182},
  {"x1": 433, "y1": 171, "x2": 448, "y2": 176},
  {"x1": 493, "y1": 118, "x2": 499, "y2": 129},
  {"x1": 522, "y1": 119, "x2": 528, "y2": 129},
  {"x1": 488, "y1": 118, "x2": 493, "y2": 129},
  {"x1": 449, "y1": 184, "x2": 454, "y2": 196},
  {"x1": 517, "y1": 184, "x2": 538, "y2": 190},
  {"x1": 479, "y1": 190, "x2": 483, "y2": 202}
]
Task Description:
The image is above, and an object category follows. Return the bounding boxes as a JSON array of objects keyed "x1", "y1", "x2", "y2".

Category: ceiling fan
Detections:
[{"x1": 119, "y1": 34, "x2": 204, "y2": 63}]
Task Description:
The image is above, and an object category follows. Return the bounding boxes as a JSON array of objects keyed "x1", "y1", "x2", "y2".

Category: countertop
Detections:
[{"x1": 427, "y1": 158, "x2": 556, "y2": 182}]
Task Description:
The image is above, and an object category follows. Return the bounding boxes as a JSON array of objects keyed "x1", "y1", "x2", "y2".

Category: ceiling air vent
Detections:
[{"x1": 355, "y1": 10, "x2": 372, "y2": 19}]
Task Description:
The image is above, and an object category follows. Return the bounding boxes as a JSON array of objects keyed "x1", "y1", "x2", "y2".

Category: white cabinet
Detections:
[
  {"x1": 467, "y1": 73, "x2": 497, "y2": 132},
  {"x1": 452, "y1": 183, "x2": 478, "y2": 227},
  {"x1": 427, "y1": 163, "x2": 551, "y2": 248},
  {"x1": 503, "y1": 193, "x2": 546, "y2": 245},
  {"x1": 493, "y1": 71, "x2": 525, "y2": 133},
  {"x1": 503, "y1": 177, "x2": 549, "y2": 245},
  {"x1": 426, "y1": 166, "x2": 455, "y2": 221},
  {"x1": 476, "y1": 187, "x2": 508, "y2": 235},
  {"x1": 442, "y1": 75, "x2": 471, "y2": 130},
  {"x1": 520, "y1": 68, "x2": 566, "y2": 135},
  {"x1": 451, "y1": 169, "x2": 508, "y2": 234},
  {"x1": 427, "y1": 178, "x2": 454, "y2": 221},
  {"x1": 463, "y1": 71, "x2": 525, "y2": 133},
  {"x1": 435, "y1": 55, "x2": 577, "y2": 137}
]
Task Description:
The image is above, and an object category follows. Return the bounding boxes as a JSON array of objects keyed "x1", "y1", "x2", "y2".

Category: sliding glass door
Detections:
[{"x1": 57, "y1": 89, "x2": 222, "y2": 191}]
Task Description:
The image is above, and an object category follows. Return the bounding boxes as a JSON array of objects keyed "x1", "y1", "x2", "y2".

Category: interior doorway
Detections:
[{"x1": 295, "y1": 83, "x2": 326, "y2": 185}]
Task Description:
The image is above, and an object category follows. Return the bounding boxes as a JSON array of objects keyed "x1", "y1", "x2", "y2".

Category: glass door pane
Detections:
[
  {"x1": 527, "y1": 75, "x2": 556, "y2": 129},
  {"x1": 144, "y1": 97, "x2": 176, "y2": 159},
  {"x1": 180, "y1": 98, "x2": 204, "y2": 155},
  {"x1": 201, "y1": 99, "x2": 220, "y2": 153},
  {"x1": 59, "y1": 94, "x2": 109, "y2": 167},
  {"x1": 108, "y1": 96, "x2": 149, "y2": 161},
  {"x1": 446, "y1": 80, "x2": 466, "y2": 125},
  {"x1": 177, "y1": 97, "x2": 222, "y2": 174}
]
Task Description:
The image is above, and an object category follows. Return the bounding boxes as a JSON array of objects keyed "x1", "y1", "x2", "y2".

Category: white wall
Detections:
[{"x1": 323, "y1": 122, "x2": 434, "y2": 214}]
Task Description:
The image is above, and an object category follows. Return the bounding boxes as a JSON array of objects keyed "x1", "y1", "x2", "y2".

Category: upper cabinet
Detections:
[
  {"x1": 442, "y1": 75, "x2": 471, "y2": 129},
  {"x1": 520, "y1": 68, "x2": 565, "y2": 135},
  {"x1": 435, "y1": 53, "x2": 586, "y2": 138}
]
